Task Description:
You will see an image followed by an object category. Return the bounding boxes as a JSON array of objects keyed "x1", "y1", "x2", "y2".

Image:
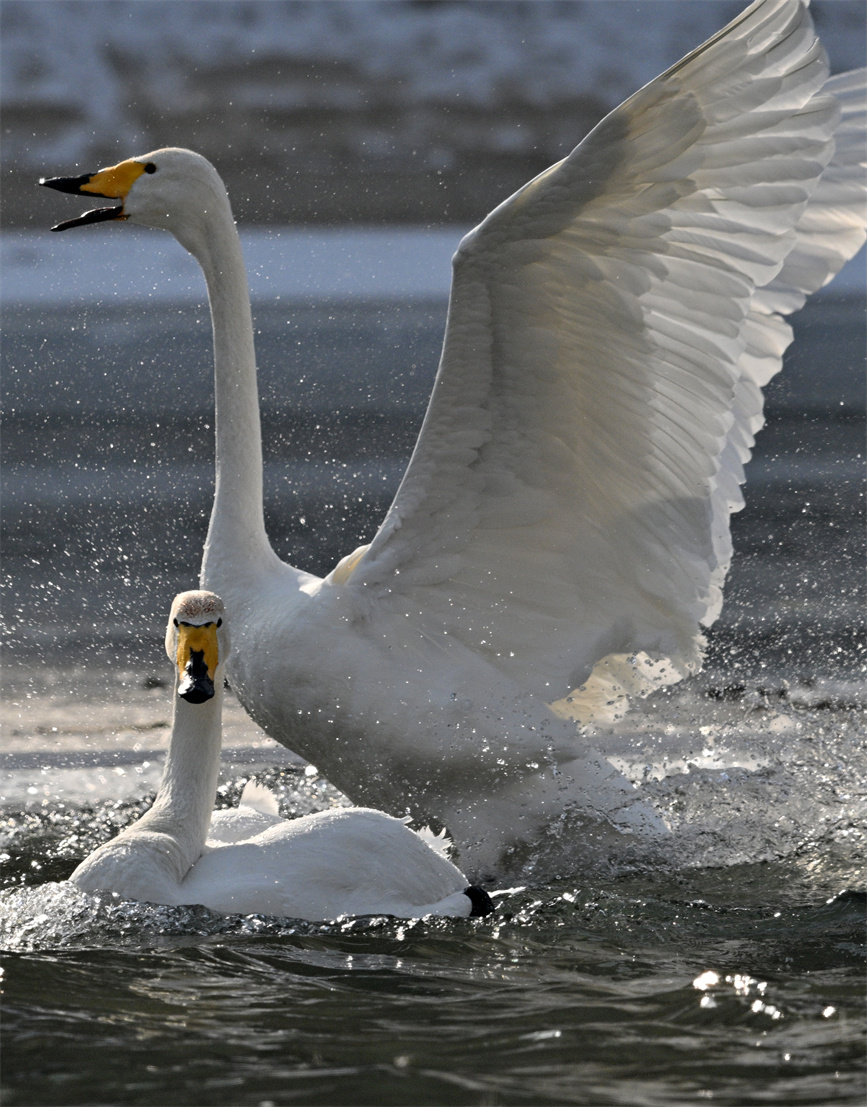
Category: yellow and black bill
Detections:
[
  {"x1": 175, "y1": 621, "x2": 220, "y2": 705},
  {"x1": 39, "y1": 158, "x2": 151, "y2": 231}
]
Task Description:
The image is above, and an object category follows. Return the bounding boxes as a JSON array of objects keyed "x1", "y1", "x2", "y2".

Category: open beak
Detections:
[
  {"x1": 176, "y1": 622, "x2": 219, "y2": 705},
  {"x1": 39, "y1": 157, "x2": 148, "y2": 232}
]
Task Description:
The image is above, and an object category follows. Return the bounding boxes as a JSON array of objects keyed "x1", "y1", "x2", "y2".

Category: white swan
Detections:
[
  {"x1": 42, "y1": 0, "x2": 866, "y2": 874},
  {"x1": 69, "y1": 590, "x2": 494, "y2": 920}
]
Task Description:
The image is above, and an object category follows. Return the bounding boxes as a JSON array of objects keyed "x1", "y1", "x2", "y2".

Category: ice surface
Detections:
[
  {"x1": 2, "y1": 225, "x2": 862, "y2": 309},
  {"x1": 1, "y1": 226, "x2": 460, "y2": 306}
]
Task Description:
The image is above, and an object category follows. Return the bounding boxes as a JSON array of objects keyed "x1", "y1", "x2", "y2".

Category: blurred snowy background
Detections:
[{"x1": 3, "y1": 0, "x2": 865, "y2": 227}]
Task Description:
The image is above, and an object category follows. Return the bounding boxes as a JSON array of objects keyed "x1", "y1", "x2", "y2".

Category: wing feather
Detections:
[{"x1": 335, "y1": 0, "x2": 864, "y2": 714}]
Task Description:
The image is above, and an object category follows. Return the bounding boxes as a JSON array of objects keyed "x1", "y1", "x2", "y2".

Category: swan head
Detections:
[
  {"x1": 166, "y1": 590, "x2": 229, "y2": 705},
  {"x1": 39, "y1": 148, "x2": 232, "y2": 254}
]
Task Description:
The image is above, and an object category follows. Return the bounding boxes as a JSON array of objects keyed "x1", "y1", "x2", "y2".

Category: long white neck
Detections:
[
  {"x1": 137, "y1": 684, "x2": 224, "y2": 876},
  {"x1": 192, "y1": 202, "x2": 282, "y2": 592}
]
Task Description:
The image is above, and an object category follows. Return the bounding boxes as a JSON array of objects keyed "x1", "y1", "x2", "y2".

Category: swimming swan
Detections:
[
  {"x1": 69, "y1": 590, "x2": 494, "y2": 920},
  {"x1": 42, "y1": 0, "x2": 866, "y2": 873}
]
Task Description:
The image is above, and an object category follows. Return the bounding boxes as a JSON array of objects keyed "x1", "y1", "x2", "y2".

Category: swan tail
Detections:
[{"x1": 238, "y1": 779, "x2": 280, "y2": 816}]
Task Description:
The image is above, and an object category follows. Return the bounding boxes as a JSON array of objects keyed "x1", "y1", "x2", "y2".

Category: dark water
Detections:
[
  {"x1": 1, "y1": 293, "x2": 865, "y2": 1105},
  {"x1": 2, "y1": 876, "x2": 864, "y2": 1107}
]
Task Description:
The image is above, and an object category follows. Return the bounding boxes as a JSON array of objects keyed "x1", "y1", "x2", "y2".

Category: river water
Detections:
[{"x1": 1, "y1": 230, "x2": 865, "y2": 1104}]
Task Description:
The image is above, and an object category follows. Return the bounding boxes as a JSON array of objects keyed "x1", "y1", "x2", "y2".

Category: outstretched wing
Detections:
[
  {"x1": 337, "y1": 0, "x2": 864, "y2": 711},
  {"x1": 709, "y1": 65, "x2": 866, "y2": 635}
]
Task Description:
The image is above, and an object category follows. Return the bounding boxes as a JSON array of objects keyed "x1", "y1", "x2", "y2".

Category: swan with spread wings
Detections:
[{"x1": 41, "y1": 0, "x2": 866, "y2": 873}]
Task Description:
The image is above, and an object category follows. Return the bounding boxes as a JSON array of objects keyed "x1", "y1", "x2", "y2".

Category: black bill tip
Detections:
[
  {"x1": 178, "y1": 673, "x2": 216, "y2": 704},
  {"x1": 40, "y1": 174, "x2": 125, "y2": 231},
  {"x1": 48, "y1": 206, "x2": 125, "y2": 232},
  {"x1": 40, "y1": 173, "x2": 95, "y2": 195},
  {"x1": 178, "y1": 648, "x2": 216, "y2": 704}
]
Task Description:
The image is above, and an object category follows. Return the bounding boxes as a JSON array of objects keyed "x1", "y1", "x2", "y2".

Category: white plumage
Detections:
[
  {"x1": 43, "y1": 0, "x2": 866, "y2": 874},
  {"x1": 69, "y1": 591, "x2": 491, "y2": 920}
]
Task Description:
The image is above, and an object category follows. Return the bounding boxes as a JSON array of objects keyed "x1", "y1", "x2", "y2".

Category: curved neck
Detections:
[
  {"x1": 139, "y1": 685, "x2": 224, "y2": 872},
  {"x1": 195, "y1": 209, "x2": 275, "y2": 587}
]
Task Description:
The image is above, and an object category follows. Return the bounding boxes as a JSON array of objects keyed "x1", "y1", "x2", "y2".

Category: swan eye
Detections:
[
  {"x1": 173, "y1": 617, "x2": 179, "y2": 627},
  {"x1": 143, "y1": 162, "x2": 157, "y2": 174},
  {"x1": 217, "y1": 618, "x2": 222, "y2": 627}
]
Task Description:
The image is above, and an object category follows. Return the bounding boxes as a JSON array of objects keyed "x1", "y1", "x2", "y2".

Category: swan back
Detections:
[{"x1": 185, "y1": 807, "x2": 476, "y2": 920}]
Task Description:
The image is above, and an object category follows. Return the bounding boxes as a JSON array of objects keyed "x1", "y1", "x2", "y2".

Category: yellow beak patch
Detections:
[
  {"x1": 176, "y1": 622, "x2": 219, "y2": 683},
  {"x1": 81, "y1": 158, "x2": 149, "y2": 199}
]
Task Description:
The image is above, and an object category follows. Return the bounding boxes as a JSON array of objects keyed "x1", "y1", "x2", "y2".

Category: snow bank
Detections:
[{"x1": 3, "y1": 1, "x2": 862, "y2": 171}]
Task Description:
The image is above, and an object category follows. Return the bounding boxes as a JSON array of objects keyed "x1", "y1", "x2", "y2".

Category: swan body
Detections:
[
  {"x1": 69, "y1": 591, "x2": 492, "y2": 920},
  {"x1": 43, "y1": 0, "x2": 867, "y2": 874}
]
